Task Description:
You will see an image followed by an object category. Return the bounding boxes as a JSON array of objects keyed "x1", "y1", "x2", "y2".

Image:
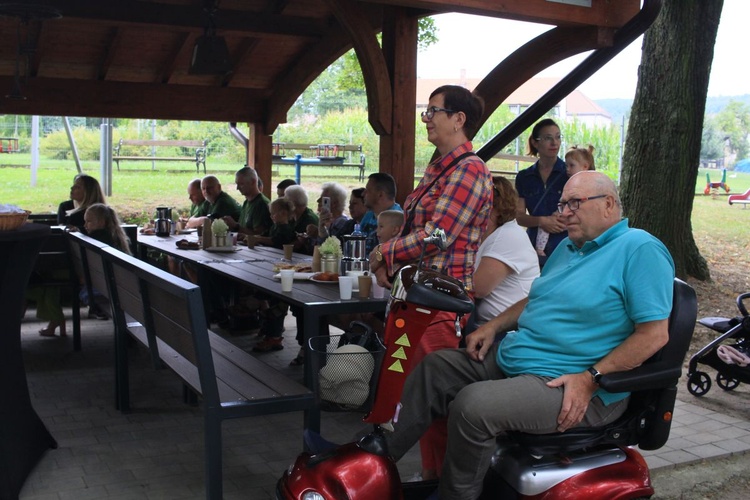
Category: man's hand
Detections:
[
  {"x1": 546, "y1": 372, "x2": 597, "y2": 432},
  {"x1": 222, "y1": 216, "x2": 239, "y2": 231},
  {"x1": 539, "y1": 214, "x2": 567, "y2": 234},
  {"x1": 465, "y1": 323, "x2": 497, "y2": 362}
]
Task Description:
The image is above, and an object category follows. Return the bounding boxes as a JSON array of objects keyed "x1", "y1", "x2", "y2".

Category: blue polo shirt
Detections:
[
  {"x1": 496, "y1": 219, "x2": 675, "y2": 405},
  {"x1": 515, "y1": 158, "x2": 568, "y2": 256}
]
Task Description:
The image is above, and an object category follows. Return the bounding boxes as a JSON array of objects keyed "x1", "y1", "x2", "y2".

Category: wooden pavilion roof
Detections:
[{"x1": 0, "y1": 0, "x2": 652, "y2": 199}]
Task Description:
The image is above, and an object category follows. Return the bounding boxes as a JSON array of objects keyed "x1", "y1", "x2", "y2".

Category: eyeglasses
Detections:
[
  {"x1": 536, "y1": 134, "x2": 563, "y2": 143},
  {"x1": 421, "y1": 106, "x2": 455, "y2": 120},
  {"x1": 557, "y1": 195, "x2": 606, "y2": 214}
]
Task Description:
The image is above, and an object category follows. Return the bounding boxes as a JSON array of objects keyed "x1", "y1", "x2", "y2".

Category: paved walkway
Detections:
[{"x1": 16, "y1": 310, "x2": 750, "y2": 499}]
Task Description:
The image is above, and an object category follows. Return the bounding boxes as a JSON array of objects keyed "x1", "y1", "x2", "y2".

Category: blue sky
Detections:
[{"x1": 417, "y1": 1, "x2": 745, "y2": 100}]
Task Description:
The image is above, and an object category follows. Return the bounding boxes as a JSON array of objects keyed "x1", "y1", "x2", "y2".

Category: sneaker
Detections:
[
  {"x1": 289, "y1": 347, "x2": 305, "y2": 366},
  {"x1": 88, "y1": 307, "x2": 109, "y2": 320},
  {"x1": 253, "y1": 337, "x2": 284, "y2": 352},
  {"x1": 406, "y1": 473, "x2": 423, "y2": 483}
]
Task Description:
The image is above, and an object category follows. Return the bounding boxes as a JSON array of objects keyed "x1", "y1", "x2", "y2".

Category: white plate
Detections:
[
  {"x1": 273, "y1": 272, "x2": 315, "y2": 280},
  {"x1": 176, "y1": 229, "x2": 197, "y2": 235},
  {"x1": 309, "y1": 275, "x2": 358, "y2": 291},
  {"x1": 204, "y1": 246, "x2": 240, "y2": 253}
]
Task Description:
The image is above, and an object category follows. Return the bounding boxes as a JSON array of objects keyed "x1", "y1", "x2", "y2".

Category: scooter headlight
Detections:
[{"x1": 301, "y1": 492, "x2": 325, "y2": 500}]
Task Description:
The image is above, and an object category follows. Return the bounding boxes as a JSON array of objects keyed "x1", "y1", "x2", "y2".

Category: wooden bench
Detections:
[
  {"x1": 112, "y1": 139, "x2": 208, "y2": 173},
  {"x1": 272, "y1": 142, "x2": 367, "y2": 181},
  {"x1": 67, "y1": 232, "x2": 314, "y2": 500}
]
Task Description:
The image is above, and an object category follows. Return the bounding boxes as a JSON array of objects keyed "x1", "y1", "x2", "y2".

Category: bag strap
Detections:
[{"x1": 401, "y1": 152, "x2": 476, "y2": 237}]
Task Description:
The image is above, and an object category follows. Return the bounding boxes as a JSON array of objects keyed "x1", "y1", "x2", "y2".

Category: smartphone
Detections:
[{"x1": 321, "y1": 196, "x2": 331, "y2": 212}]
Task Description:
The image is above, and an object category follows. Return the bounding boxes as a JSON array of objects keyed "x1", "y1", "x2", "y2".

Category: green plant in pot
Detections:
[{"x1": 319, "y1": 236, "x2": 343, "y2": 274}]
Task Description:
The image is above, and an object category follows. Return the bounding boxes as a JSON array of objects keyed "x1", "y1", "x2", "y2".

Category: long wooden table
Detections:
[{"x1": 137, "y1": 232, "x2": 388, "y2": 430}]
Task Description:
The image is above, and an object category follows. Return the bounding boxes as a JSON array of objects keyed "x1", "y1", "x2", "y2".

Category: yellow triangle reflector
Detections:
[
  {"x1": 388, "y1": 359, "x2": 404, "y2": 373},
  {"x1": 395, "y1": 334, "x2": 411, "y2": 347},
  {"x1": 392, "y1": 346, "x2": 407, "y2": 360}
]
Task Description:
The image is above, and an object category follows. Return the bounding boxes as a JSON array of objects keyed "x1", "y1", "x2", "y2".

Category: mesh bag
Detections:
[{"x1": 308, "y1": 323, "x2": 385, "y2": 412}]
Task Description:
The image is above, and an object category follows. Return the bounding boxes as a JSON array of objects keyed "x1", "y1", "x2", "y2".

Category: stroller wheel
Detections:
[
  {"x1": 687, "y1": 372, "x2": 711, "y2": 397},
  {"x1": 716, "y1": 373, "x2": 740, "y2": 391}
]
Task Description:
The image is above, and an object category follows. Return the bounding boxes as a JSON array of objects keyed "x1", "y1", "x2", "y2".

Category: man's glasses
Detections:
[
  {"x1": 536, "y1": 134, "x2": 563, "y2": 143},
  {"x1": 557, "y1": 195, "x2": 606, "y2": 214},
  {"x1": 421, "y1": 106, "x2": 455, "y2": 120}
]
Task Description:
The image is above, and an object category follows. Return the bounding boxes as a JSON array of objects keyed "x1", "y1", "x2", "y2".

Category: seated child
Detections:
[
  {"x1": 84, "y1": 203, "x2": 132, "y2": 254},
  {"x1": 249, "y1": 198, "x2": 295, "y2": 249},
  {"x1": 376, "y1": 209, "x2": 404, "y2": 244},
  {"x1": 565, "y1": 144, "x2": 596, "y2": 176}
]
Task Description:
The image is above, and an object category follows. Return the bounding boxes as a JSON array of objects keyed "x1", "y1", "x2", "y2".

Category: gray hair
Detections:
[
  {"x1": 284, "y1": 184, "x2": 308, "y2": 208},
  {"x1": 321, "y1": 182, "x2": 347, "y2": 208}
]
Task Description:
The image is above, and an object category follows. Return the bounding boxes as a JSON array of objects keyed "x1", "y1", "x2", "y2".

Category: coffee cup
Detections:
[{"x1": 358, "y1": 275, "x2": 372, "y2": 298}]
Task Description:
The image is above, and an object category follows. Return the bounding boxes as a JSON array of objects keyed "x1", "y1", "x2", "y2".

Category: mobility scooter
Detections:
[{"x1": 277, "y1": 229, "x2": 697, "y2": 499}]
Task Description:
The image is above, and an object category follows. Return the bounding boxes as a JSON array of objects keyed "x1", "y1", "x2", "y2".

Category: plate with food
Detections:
[
  {"x1": 176, "y1": 228, "x2": 197, "y2": 235},
  {"x1": 273, "y1": 262, "x2": 314, "y2": 273},
  {"x1": 309, "y1": 272, "x2": 340, "y2": 283},
  {"x1": 175, "y1": 239, "x2": 200, "y2": 250},
  {"x1": 273, "y1": 272, "x2": 315, "y2": 281}
]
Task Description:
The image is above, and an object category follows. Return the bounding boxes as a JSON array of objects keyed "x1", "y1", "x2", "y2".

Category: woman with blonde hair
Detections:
[
  {"x1": 83, "y1": 203, "x2": 132, "y2": 254},
  {"x1": 57, "y1": 174, "x2": 107, "y2": 233}
]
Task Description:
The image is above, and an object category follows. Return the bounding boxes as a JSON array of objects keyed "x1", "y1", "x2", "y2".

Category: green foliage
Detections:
[
  {"x1": 714, "y1": 100, "x2": 750, "y2": 161},
  {"x1": 39, "y1": 127, "x2": 103, "y2": 161},
  {"x1": 701, "y1": 116, "x2": 725, "y2": 160}
]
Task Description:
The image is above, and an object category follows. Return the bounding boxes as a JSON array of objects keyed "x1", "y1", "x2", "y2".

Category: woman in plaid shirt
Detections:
[{"x1": 369, "y1": 84, "x2": 493, "y2": 481}]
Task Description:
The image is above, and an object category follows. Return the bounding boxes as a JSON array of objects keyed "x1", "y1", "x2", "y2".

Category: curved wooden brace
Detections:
[
  {"x1": 265, "y1": 30, "x2": 353, "y2": 133},
  {"x1": 473, "y1": 25, "x2": 614, "y2": 134},
  {"x1": 324, "y1": 0, "x2": 392, "y2": 135}
]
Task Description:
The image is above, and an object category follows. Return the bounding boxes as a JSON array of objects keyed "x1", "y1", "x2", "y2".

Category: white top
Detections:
[{"x1": 474, "y1": 220, "x2": 540, "y2": 324}]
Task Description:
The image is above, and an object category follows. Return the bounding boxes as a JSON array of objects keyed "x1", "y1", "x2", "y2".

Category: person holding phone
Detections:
[{"x1": 305, "y1": 182, "x2": 350, "y2": 248}]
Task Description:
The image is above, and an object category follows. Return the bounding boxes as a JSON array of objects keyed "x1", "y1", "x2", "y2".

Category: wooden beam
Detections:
[
  {"x1": 474, "y1": 26, "x2": 614, "y2": 129},
  {"x1": 158, "y1": 32, "x2": 191, "y2": 84},
  {"x1": 34, "y1": 0, "x2": 329, "y2": 39},
  {"x1": 0, "y1": 76, "x2": 266, "y2": 122},
  {"x1": 325, "y1": 0, "x2": 392, "y2": 135},
  {"x1": 98, "y1": 27, "x2": 122, "y2": 81},
  {"x1": 359, "y1": 0, "x2": 640, "y2": 28},
  {"x1": 380, "y1": 7, "x2": 418, "y2": 206}
]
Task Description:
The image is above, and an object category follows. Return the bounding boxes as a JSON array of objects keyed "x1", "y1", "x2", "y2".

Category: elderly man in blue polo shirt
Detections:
[{"x1": 384, "y1": 171, "x2": 675, "y2": 500}]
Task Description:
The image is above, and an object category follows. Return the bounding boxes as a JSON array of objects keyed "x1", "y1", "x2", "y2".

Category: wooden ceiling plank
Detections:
[
  {"x1": 35, "y1": 0, "x2": 328, "y2": 39},
  {"x1": 325, "y1": 0, "x2": 392, "y2": 135},
  {"x1": 98, "y1": 27, "x2": 122, "y2": 81},
  {"x1": 158, "y1": 32, "x2": 191, "y2": 84},
  {"x1": 358, "y1": 0, "x2": 640, "y2": 28}
]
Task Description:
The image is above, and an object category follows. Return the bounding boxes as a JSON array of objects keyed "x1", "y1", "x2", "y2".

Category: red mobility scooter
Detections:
[{"x1": 277, "y1": 229, "x2": 697, "y2": 500}]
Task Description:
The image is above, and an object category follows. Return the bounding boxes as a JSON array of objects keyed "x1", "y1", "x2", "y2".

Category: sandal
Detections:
[{"x1": 289, "y1": 348, "x2": 305, "y2": 366}]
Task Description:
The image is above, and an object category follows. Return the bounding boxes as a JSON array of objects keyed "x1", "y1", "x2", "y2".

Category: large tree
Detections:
[{"x1": 620, "y1": 0, "x2": 724, "y2": 280}]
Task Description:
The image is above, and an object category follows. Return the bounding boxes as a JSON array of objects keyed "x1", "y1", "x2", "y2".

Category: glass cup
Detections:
[
  {"x1": 280, "y1": 269, "x2": 295, "y2": 292},
  {"x1": 338, "y1": 276, "x2": 354, "y2": 300}
]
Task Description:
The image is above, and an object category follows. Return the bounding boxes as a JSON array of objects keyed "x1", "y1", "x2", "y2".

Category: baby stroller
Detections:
[{"x1": 687, "y1": 292, "x2": 750, "y2": 396}]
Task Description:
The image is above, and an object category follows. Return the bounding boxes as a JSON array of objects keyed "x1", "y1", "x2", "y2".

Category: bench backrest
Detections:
[
  {"x1": 118, "y1": 139, "x2": 206, "y2": 148},
  {"x1": 100, "y1": 246, "x2": 220, "y2": 404},
  {"x1": 67, "y1": 232, "x2": 111, "y2": 301}
]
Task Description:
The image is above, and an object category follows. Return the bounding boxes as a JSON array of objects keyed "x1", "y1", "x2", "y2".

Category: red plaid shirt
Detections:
[{"x1": 381, "y1": 142, "x2": 492, "y2": 290}]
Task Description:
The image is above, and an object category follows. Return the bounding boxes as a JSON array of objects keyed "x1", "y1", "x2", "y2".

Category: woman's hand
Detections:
[{"x1": 539, "y1": 214, "x2": 566, "y2": 234}]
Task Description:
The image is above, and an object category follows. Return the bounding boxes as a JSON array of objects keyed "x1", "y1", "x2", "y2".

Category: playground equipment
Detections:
[
  {"x1": 704, "y1": 169, "x2": 730, "y2": 197},
  {"x1": 0, "y1": 137, "x2": 20, "y2": 153},
  {"x1": 728, "y1": 188, "x2": 750, "y2": 207}
]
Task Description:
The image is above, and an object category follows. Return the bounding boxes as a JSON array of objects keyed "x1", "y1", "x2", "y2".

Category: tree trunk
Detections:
[{"x1": 620, "y1": 0, "x2": 723, "y2": 281}]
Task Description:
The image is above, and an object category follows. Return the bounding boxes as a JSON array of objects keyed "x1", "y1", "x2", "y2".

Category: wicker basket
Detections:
[{"x1": 0, "y1": 210, "x2": 31, "y2": 231}]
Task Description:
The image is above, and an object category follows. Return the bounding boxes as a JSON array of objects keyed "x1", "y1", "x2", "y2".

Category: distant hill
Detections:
[{"x1": 595, "y1": 94, "x2": 750, "y2": 125}]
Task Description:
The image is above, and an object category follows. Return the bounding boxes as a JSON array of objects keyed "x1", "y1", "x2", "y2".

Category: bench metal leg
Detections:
[{"x1": 204, "y1": 410, "x2": 223, "y2": 500}]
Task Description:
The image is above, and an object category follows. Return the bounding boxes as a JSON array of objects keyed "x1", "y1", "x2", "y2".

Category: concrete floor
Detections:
[{"x1": 17, "y1": 308, "x2": 750, "y2": 499}]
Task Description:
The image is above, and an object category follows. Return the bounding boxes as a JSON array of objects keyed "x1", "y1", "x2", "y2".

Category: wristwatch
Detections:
[
  {"x1": 374, "y1": 244, "x2": 383, "y2": 262},
  {"x1": 587, "y1": 366, "x2": 602, "y2": 385}
]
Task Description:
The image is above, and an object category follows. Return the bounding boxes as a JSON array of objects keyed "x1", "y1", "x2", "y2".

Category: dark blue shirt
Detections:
[{"x1": 514, "y1": 157, "x2": 568, "y2": 257}]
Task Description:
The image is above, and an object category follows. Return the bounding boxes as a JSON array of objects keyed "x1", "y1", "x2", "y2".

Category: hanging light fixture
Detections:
[
  {"x1": 0, "y1": 3, "x2": 62, "y2": 99},
  {"x1": 189, "y1": 0, "x2": 231, "y2": 75}
]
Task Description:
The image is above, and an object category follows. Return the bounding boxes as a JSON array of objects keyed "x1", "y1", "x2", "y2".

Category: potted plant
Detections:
[
  {"x1": 211, "y1": 218, "x2": 229, "y2": 247},
  {"x1": 319, "y1": 236, "x2": 343, "y2": 274}
]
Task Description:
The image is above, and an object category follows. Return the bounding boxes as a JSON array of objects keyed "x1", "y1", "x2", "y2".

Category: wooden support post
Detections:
[{"x1": 248, "y1": 123, "x2": 273, "y2": 198}]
